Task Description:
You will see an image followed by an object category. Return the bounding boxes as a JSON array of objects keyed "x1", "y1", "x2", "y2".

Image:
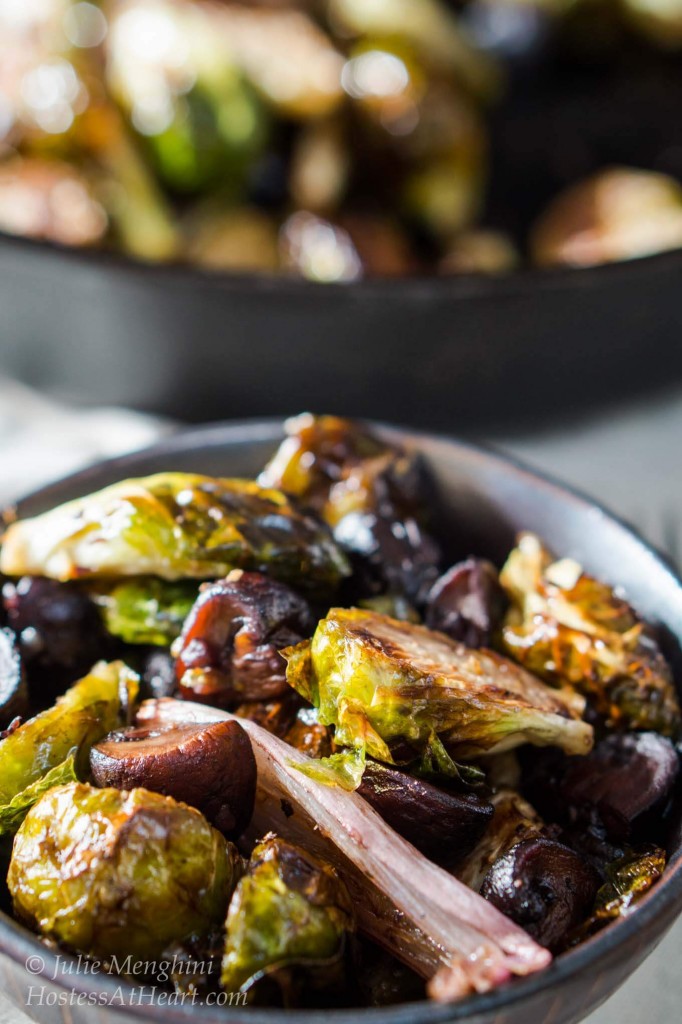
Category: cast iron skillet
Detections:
[
  {"x1": 1, "y1": 233, "x2": 681, "y2": 433},
  {"x1": 1, "y1": 418, "x2": 681, "y2": 1024}
]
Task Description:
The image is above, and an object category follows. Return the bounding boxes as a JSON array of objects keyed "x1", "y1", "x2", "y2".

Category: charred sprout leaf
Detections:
[
  {"x1": 285, "y1": 608, "x2": 592, "y2": 787},
  {"x1": 500, "y1": 533, "x2": 680, "y2": 735},
  {"x1": 259, "y1": 414, "x2": 441, "y2": 604},
  {"x1": 8, "y1": 782, "x2": 240, "y2": 962},
  {"x1": 93, "y1": 578, "x2": 198, "y2": 646},
  {"x1": 175, "y1": 570, "x2": 313, "y2": 706},
  {"x1": 0, "y1": 473, "x2": 349, "y2": 594},
  {"x1": 0, "y1": 753, "x2": 77, "y2": 837},
  {"x1": 138, "y1": 698, "x2": 552, "y2": 991},
  {"x1": 221, "y1": 834, "x2": 354, "y2": 995},
  {"x1": 0, "y1": 661, "x2": 138, "y2": 832},
  {"x1": 413, "y1": 732, "x2": 486, "y2": 787},
  {"x1": 0, "y1": 627, "x2": 27, "y2": 727},
  {"x1": 569, "y1": 847, "x2": 666, "y2": 944}
]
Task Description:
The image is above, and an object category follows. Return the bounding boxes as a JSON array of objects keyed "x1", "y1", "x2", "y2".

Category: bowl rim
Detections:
[
  {"x1": 2, "y1": 417, "x2": 682, "y2": 1024},
  {"x1": 2, "y1": 227, "x2": 682, "y2": 300}
]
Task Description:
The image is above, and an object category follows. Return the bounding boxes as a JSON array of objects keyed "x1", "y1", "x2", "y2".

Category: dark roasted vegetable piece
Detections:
[
  {"x1": 354, "y1": 940, "x2": 425, "y2": 1006},
  {"x1": 90, "y1": 720, "x2": 256, "y2": 839},
  {"x1": 0, "y1": 628, "x2": 27, "y2": 728},
  {"x1": 286, "y1": 707, "x2": 335, "y2": 760},
  {"x1": 0, "y1": 661, "x2": 137, "y2": 836},
  {"x1": 0, "y1": 474, "x2": 350, "y2": 595},
  {"x1": 481, "y1": 838, "x2": 600, "y2": 952},
  {"x1": 234, "y1": 693, "x2": 303, "y2": 739},
  {"x1": 8, "y1": 782, "x2": 240, "y2": 962},
  {"x1": 3, "y1": 577, "x2": 108, "y2": 695},
  {"x1": 176, "y1": 570, "x2": 313, "y2": 706},
  {"x1": 285, "y1": 609, "x2": 592, "y2": 788},
  {"x1": 358, "y1": 761, "x2": 493, "y2": 866},
  {"x1": 140, "y1": 649, "x2": 177, "y2": 700},
  {"x1": 569, "y1": 847, "x2": 667, "y2": 944},
  {"x1": 260, "y1": 414, "x2": 441, "y2": 604},
  {"x1": 221, "y1": 834, "x2": 354, "y2": 994},
  {"x1": 560, "y1": 733, "x2": 678, "y2": 843},
  {"x1": 500, "y1": 533, "x2": 680, "y2": 734},
  {"x1": 425, "y1": 559, "x2": 507, "y2": 647},
  {"x1": 457, "y1": 788, "x2": 546, "y2": 892}
]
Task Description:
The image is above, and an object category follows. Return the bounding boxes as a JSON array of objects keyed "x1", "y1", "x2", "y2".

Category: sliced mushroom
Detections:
[
  {"x1": 358, "y1": 761, "x2": 493, "y2": 866},
  {"x1": 175, "y1": 570, "x2": 313, "y2": 706},
  {"x1": 90, "y1": 720, "x2": 256, "y2": 839}
]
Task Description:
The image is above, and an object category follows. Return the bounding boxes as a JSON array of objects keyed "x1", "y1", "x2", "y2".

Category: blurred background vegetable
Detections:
[{"x1": 0, "y1": 0, "x2": 680, "y2": 278}]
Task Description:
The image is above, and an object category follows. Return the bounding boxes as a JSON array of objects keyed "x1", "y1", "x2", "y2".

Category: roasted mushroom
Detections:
[
  {"x1": 176, "y1": 570, "x2": 313, "y2": 705},
  {"x1": 481, "y1": 837, "x2": 599, "y2": 951},
  {"x1": 91, "y1": 719, "x2": 256, "y2": 838},
  {"x1": 425, "y1": 558, "x2": 507, "y2": 647},
  {"x1": 358, "y1": 761, "x2": 493, "y2": 865}
]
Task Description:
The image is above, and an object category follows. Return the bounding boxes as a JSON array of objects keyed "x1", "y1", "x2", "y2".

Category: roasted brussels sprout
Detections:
[
  {"x1": 221, "y1": 834, "x2": 354, "y2": 995},
  {"x1": 500, "y1": 533, "x2": 681, "y2": 734},
  {"x1": 531, "y1": 168, "x2": 682, "y2": 268},
  {"x1": 93, "y1": 578, "x2": 198, "y2": 646},
  {"x1": 0, "y1": 661, "x2": 137, "y2": 835},
  {"x1": 175, "y1": 570, "x2": 313, "y2": 705},
  {"x1": 260, "y1": 414, "x2": 441, "y2": 603},
  {"x1": 285, "y1": 608, "x2": 593, "y2": 786},
  {"x1": 0, "y1": 473, "x2": 349, "y2": 594},
  {"x1": 425, "y1": 558, "x2": 507, "y2": 647},
  {"x1": 8, "y1": 782, "x2": 240, "y2": 962},
  {"x1": 107, "y1": 0, "x2": 269, "y2": 194},
  {"x1": 0, "y1": 628, "x2": 27, "y2": 728},
  {"x1": 91, "y1": 719, "x2": 256, "y2": 838}
]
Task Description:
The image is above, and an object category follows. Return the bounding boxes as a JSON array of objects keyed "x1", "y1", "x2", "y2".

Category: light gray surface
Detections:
[{"x1": 0, "y1": 382, "x2": 681, "y2": 1023}]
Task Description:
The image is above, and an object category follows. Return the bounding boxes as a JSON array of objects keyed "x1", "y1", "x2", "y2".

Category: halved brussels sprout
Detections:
[
  {"x1": 8, "y1": 782, "x2": 241, "y2": 963},
  {"x1": 221, "y1": 834, "x2": 353, "y2": 994},
  {"x1": 0, "y1": 661, "x2": 137, "y2": 835},
  {"x1": 0, "y1": 473, "x2": 349, "y2": 594},
  {"x1": 569, "y1": 846, "x2": 666, "y2": 944},
  {"x1": 284, "y1": 608, "x2": 593, "y2": 786},
  {"x1": 92, "y1": 578, "x2": 199, "y2": 646},
  {"x1": 500, "y1": 533, "x2": 680, "y2": 735}
]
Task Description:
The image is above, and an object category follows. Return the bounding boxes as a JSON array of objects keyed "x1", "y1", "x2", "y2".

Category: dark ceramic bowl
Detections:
[
  {"x1": 1, "y1": 233, "x2": 682, "y2": 433},
  {"x1": 1, "y1": 419, "x2": 682, "y2": 1024}
]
